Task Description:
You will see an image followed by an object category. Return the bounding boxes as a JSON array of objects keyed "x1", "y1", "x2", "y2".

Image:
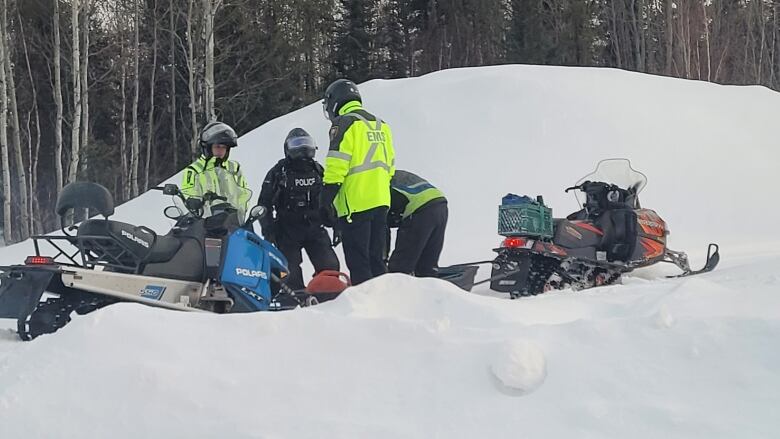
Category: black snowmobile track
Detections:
[{"x1": 18, "y1": 293, "x2": 116, "y2": 341}]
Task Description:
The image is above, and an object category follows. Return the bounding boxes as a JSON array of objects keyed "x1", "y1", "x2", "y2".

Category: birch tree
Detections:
[
  {"x1": 79, "y1": 0, "x2": 90, "y2": 196},
  {"x1": 145, "y1": 0, "x2": 159, "y2": 190},
  {"x1": 3, "y1": 0, "x2": 29, "y2": 239},
  {"x1": 68, "y1": 0, "x2": 82, "y2": 184},
  {"x1": 203, "y1": 0, "x2": 221, "y2": 122},
  {"x1": 131, "y1": 0, "x2": 140, "y2": 196},
  {"x1": 0, "y1": 0, "x2": 10, "y2": 243},
  {"x1": 186, "y1": 0, "x2": 199, "y2": 157},
  {"x1": 18, "y1": 8, "x2": 40, "y2": 234},
  {"x1": 169, "y1": 0, "x2": 178, "y2": 168},
  {"x1": 53, "y1": 0, "x2": 64, "y2": 195}
]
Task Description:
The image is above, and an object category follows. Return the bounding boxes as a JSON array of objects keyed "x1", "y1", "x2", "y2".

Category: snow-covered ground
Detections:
[{"x1": 1, "y1": 65, "x2": 779, "y2": 438}]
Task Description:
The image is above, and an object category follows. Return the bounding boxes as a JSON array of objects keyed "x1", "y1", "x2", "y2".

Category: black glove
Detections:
[
  {"x1": 319, "y1": 183, "x2": 341, "y2": 228},
  {"x1": 185, "y1": 197, "x2": 204, "y2": 212},
  {"x1": 331, "y1": 229, "x2": 342, "y2": 248},
  {"x1": 320, "y1": 206, "x2": 338, "y2": 228},
  {"x1": 387, "y1": 210, "x2": 403, "y2": 229}
]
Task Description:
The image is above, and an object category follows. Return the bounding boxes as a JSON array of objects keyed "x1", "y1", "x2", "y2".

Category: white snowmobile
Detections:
[{"x1": 0, "y1": 180, "x2": 339, "y2": 340}]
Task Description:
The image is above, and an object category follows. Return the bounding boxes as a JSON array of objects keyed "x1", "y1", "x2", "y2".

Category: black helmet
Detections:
[
  {"x1": 322, "y1": 79, "x2": 361, "y2": 121},
  {"x1": 199, "y1": 121, "x2": 238, "y2": 157},
  {"x1": 284, "y1": 128, "x2": 317, "y2": 160}
]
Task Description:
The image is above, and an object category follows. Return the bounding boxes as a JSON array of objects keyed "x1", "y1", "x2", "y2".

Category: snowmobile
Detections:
[
  {"x1": 445, "y1": 159, "x2": 720, "y2": 297},
  {"x1": 0, "y1": 181, "x2": 344, "y2": 341}
]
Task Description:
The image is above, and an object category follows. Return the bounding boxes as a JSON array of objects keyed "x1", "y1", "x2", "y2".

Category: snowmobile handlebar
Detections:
[
  {"x1": 153, "y1": 184, "x2": 228, "y2": 217},
  {"x1": 564, "y1": 181, "x2": 627, "y2": 193}
]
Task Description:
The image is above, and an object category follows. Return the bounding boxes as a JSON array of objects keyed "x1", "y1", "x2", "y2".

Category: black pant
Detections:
[
  {"x1": 388, "y1": 201, "x2": 448, "y2": 277},
  {"x1": 339, "y1": 206, "x2": 388, "y2": 285},
  {"x1": 275, "y1": 222, "x2": 340, "y2": 290}
]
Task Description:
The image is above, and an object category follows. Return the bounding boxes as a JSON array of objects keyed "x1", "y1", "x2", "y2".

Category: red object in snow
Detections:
[{"x1": 305, "y1": 270, "x2": 351, "y2": 302}]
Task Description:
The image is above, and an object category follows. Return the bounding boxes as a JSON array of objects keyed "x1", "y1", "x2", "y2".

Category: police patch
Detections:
[{"x1": 329, "y1": 125, "x2": 339, "y2": 141}]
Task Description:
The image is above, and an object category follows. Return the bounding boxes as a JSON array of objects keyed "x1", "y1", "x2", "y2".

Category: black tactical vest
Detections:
[{"x1": 275, "y1": 160, "x2": 323, "y2": 217}]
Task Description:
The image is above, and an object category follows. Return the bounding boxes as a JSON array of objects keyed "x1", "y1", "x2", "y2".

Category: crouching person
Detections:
[{"x1": 387, "y1": 170, "x2": 448, "y2": 277}]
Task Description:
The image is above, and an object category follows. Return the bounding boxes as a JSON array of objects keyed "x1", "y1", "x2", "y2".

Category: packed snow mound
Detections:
[
  {"x1": 2, "y1": 271, "x2": 779, "y2": 438},
  {"x1": 2, "y1": 65, "x2": 780, "y2": 438}
]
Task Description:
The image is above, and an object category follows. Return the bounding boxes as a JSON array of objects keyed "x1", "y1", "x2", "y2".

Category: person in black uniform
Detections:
[{"x1": 258, "y1": 128, "x2": 340, "y2": 290}]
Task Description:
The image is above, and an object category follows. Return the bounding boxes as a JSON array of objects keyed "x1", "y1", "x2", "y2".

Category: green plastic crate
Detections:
[{"x1": 497, "y1": 202, "x2": 553, "y2": 239}]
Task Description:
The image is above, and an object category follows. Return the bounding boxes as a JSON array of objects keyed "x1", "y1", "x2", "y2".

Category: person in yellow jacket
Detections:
[
  {"x1": 181, "y1": 121, "x2": 252, "y2": 220},
  {"x1": 319, "y1": 79, "x2": 396, "y2": 285},
  {"x1": 387, "y1": 170, "x2": 448, "y2": 277}
]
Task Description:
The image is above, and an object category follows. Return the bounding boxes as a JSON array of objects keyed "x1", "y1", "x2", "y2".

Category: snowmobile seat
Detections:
[
  {"x1": 74, "y1": 220, "x2": 154, "y2": 270},
  {"x1": 77, "y1": 219, "x2": 183, "y2": 264},
  {"x1": 144, "y1": 234, "x2": 183, "y2": 263}
]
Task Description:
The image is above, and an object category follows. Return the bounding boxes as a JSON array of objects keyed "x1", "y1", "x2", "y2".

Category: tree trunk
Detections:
[
  {"x1": 3, "y1": 2, "x2": 29, "y2": 239},
  {"x1": 610, "y1": 0, "x2": 623, "y2": 68},
  {"x1": 702, "y1": 1, "x2": 711, "y2": 82},
  {"x1": 53, "y1": 0, "x2": 64, "y2": 195},
  {"x1": 0, "y1": 0, "x2": 11, "y2": 244},
  {"x1": 119, "y1": 5, "x2": 128, "y2": 200},
  {"x1": 79, "y1": 0, "x2": 90, "y2": 220},
  {"x1": 131, "y1": 0, "x2": 140, "y2": 197},
  {"x1": 80, "y1": 1, "x2": 89, "y2": 176},
  {"x1": 203, "y1": 0, "x2": 217, "y2": 122},
  {"x1": 18, "y1": 7, "x2": 40, "y2": 234},
  {"x1": 145, "y1": 0, "x2": 159, "y2": 191},
  {"x1": 665, "y1": 0, "x2": 673, "y2": 76},
  {"x1": 69, "y1": 0, "x2": 82, "y2": 185},
  {"x1": 187, "y1": 0, "x2": 199, "y2": 157},
  {"x1": 630, "y1": 0, "x2": 642, "y2": 71},
  {"x1": 757, "y1": 0, "x2": 766, "y2": 84},
  {"x1": 169, "y1": 0, "x2": 178, "y2": 169}
]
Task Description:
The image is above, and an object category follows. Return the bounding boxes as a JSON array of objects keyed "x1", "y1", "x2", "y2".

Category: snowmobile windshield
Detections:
[{"x1": 575, "y1": 158, "x2": 648, "y2": 194}]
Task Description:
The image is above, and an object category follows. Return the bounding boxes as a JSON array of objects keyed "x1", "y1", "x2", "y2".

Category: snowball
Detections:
[{"x1": 490, "y1": 340, "x2": 547, "y2": 395}]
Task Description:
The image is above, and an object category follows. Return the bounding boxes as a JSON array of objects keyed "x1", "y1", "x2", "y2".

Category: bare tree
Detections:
[
  {"x1": 53, "y1": 0, "x2": 64, "y2": 195},
  {"x1": 169, "y1": 0, "x2": 178, "y2": 168},
  {"x1": 0, "y1": 0, "x2": 10, "y2": 243},
  {"x1": 68, "y1": 0, "x2": 82, "y2": 184},
  {"x1": 186, "y1": 0, "x2": 199, "y2": 157},
  {"x1": 118, "y1": 0, "x2": 129, "y2": 199},
  {"x1": 79, "y1": 0, "x2": 90, "y2": 197},
  {"x1": 131, "y1": 0, "x2": 140, "y2": 196},
  {"x1": 3, "y1": 1, "x2": 29, "y2": 239},
  {"x1": 145, "y1": 0, "x2": 159, "y2": 190},
  {"x1": 18, "y1": 8, "x2": 40, "y2": 234},
  {"x1": 203, "y1": 0, "x2": 221, "y2": 122},
  {"x1": 664, "y1": 0, "x2": 673, "y2": 75}
]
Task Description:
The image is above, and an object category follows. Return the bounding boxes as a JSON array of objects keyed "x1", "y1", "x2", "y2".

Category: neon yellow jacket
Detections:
[
  {"x1": 323, "y1": 101, "x2": 396, "y2": 219},
  {"x1": 181, "y1": 155, "x2": 252, "y2": 220}
]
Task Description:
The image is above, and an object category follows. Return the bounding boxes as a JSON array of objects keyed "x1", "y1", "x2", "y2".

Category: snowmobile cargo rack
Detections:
[
  {"x1": 28, "y1": 180, "x2": 164, "y2": 274},
  {"x1": 28, "y1": 223, "x2": 158, "y2": 275}
]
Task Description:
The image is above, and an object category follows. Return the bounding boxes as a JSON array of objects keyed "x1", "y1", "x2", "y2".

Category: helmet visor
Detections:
[
  {"x1": 322, "y1": 100, "x2": 330, "y2": 120},
  {"x1": 286, "y1": 135, "x2": 317, "y2": 159}
]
